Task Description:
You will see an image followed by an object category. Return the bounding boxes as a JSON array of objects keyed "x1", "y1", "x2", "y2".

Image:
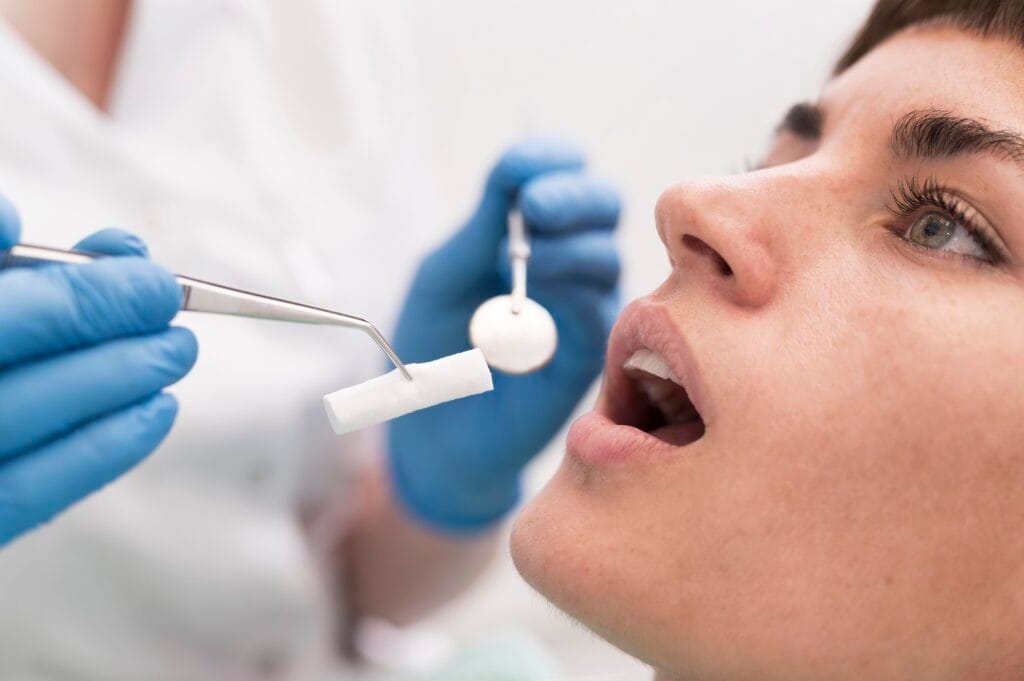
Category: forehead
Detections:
[{"x1": 820, "y1": 24, "x2": 1024, "y2": 135}]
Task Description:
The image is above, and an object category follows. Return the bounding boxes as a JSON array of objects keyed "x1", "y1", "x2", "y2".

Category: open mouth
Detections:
[
  {"x1": 614, "y1": 348, "x2": 706, "y2": 447},
  {"x1": 567, "y1": 300, "x2": 710, "y2": 465}
]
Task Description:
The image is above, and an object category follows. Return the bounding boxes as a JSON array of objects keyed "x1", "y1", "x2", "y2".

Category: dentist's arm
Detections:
[
  {"x1": 344, "y1": 461, "x2": 499, "y2": 625},
  {"x1": 344, "y1": 138, "x2": 621, "y2": 623},
  {"x1": 0, "y1": 195, "x2": 197, "y2": 546}
]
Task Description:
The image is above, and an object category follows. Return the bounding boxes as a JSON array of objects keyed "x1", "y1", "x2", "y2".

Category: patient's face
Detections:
[{"x1": 513, "y1": 25, "x2": 1024, "y2": 681}]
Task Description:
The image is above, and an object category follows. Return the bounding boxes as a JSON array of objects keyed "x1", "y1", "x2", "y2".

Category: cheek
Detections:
[
  {"x1": 773, "y1": 257, "x2": 1024, "y2": 470},
  {"x1": 740, "y1": 253, "x2": 1024, "y2": 508},
  {"x1": 704, "y1": 258, "x2": 1024, "y2": 658}
]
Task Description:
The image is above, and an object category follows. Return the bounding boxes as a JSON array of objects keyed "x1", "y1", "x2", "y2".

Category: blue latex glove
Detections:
[
  {"x1": 0, "y1": 194, "x2": 198, "y2": 546},
  {"x1": 389, "y1": 138, "x2": 621, "y2": 531}
]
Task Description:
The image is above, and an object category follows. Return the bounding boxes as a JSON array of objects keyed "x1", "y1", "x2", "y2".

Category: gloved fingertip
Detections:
[
  {"x1": 110, "y1": 257, "x2": 184, "y2": 321},
  {"x1": 504, "y1": 231, "x2": 622, "y2": 289},
  {"x1": 121, "y1": 393, "x2": 180, "y2": 456},
  {"x1": 0, "y1": 192, "x2": 21, "y2": 249},
  {"x1": 84, "y1": 393, "x2": 178, "y2": 476},
  {"x1": 61, "y1": 258, "x2": 184, "y2": 341},
  {"x1": 466, "y1": 137, "x2": 590, "y2": 245},
  {"x1": 487, "y1": 136, "x2": 587, "y2": 196},
  {"x1": 74, "y1": 228, "x2": 151, "y2": 258},
  {"x1": 107, "y1": 393, "x2": 180, "y2": 465},
  {"x1": 160, "y1": 326, "x2": 200, "y2": 375},
  {"x1": 141, "y1": 392, "x2": 179, "y2": 425},
  {"x1": 519, "y1": 173, "x2": 622, "y2": 233}
]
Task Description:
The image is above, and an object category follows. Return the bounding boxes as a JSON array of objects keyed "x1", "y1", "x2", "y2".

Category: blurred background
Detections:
[{"x1": 396, "y1": 1, "x2": 872, "y2": 678}]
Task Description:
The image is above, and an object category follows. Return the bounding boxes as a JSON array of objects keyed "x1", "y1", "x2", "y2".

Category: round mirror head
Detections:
[{"x1": 469, "y1": 295, "x2": 558, "y2": 374}]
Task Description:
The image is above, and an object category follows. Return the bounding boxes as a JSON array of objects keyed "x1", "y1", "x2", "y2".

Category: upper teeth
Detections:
[
  {"x1": 623, "y1": 349, "x2": 680, "y2": 384},
  {"x1": 623, "y1": 349, "x2": 699, "y2": 425}
]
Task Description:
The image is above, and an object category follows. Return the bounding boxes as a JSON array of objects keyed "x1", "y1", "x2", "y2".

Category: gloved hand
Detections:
[
  {"x1": 0, "y1": 193, "x2": 198, "y2": 546},
  {"x1": 389, "y1": 138, "x2": 621, "y2": 532}
]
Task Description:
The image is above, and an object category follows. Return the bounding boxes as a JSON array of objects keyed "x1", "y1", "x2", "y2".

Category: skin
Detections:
[
  {"x1": 0, "y1": 0, "x2": 131, "y2": 110},
  {"x1": 0, "y1": 0, "x2": 497, "y2": 628},
  {"x1": 513, "y1": 24, "x2": 1024, "y2": 681}
]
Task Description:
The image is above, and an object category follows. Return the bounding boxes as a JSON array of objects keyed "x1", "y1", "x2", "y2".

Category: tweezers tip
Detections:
[{"x1": 364, "y1": 323, "x2": 413, "y2": 381}]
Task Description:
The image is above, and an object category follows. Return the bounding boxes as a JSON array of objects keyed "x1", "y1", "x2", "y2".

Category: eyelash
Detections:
[{"x1": 886, "y1": 175, "x2": 1005, "y2": 266}]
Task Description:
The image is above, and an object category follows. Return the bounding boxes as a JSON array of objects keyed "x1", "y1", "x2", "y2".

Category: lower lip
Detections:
[{"x1": 566, "y1": 410, "x2": 680, "y2": 465}]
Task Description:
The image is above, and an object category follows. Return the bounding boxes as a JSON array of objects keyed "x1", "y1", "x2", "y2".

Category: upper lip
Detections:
[{"x1": 598, "y1": 298, "x2": 710, "y2": 431}]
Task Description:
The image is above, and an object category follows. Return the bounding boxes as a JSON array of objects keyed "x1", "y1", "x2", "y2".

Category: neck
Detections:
[{"x1": 0, "y1": 0, "x2": 132, "y2": 110}]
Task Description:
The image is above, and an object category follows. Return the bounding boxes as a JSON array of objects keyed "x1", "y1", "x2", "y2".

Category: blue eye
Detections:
[
  {"x1": 904, "y1": 211, "x2": 988, "y2": 260},
  {"x1": 908, "y1": 212, "x2": 954, "y2": 248},
  {"x1": 888, "y1": 175, "x2": 1006, "y2": 265}
]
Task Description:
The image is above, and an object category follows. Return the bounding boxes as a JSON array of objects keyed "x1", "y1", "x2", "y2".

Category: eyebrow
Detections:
[
  {"x1": 775, "y1": 103, "x2": 1024, "y2": 171},
  {"x1": 777, "y1": 102, "x2": 823, "y2": 140},
  {"x1": 889, "y1": 110, "x2": 1024, "y2": 166}
]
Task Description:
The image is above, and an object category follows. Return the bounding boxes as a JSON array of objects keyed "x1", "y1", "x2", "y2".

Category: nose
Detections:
[{"x1": 655, "y1": 177, "x2": 779, "y2": 308}]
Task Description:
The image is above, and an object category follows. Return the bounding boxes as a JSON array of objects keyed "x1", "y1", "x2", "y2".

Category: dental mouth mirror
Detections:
[
  {"x1": 0, "y1": 243, "x2": 412, "y2": 381},
  {"x1": 469, "y1": 210, "x2": 558, "y2": 374}
]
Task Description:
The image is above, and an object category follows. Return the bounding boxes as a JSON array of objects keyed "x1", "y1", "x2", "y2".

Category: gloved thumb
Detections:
[
  {"x1": 417, "y1": 137, "x2": 585, "y2": 293},
  {"x1": 0, "y1": 192, "x2": 21, "y2": 250}
]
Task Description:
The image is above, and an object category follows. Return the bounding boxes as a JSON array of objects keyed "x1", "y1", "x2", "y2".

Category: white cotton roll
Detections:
[{"x1": 323, "y1": 349, "x2": 494, "y2": 435}]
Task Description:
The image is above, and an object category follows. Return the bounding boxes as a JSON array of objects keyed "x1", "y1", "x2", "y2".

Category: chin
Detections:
[
  {"x1": 511, "y1": 459, "x2": 659, "y2": 664},
  {"x1": 512, "y1": 461, "x2": 597, "y2": 616},
  {"x1": 510, "y1": 466, "x2": 572, "y2": 605}
]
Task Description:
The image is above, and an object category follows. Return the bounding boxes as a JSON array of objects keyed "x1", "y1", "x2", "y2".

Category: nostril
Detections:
[{"x1": 682, "y1": 235, "x2": 732, "y2": 277}]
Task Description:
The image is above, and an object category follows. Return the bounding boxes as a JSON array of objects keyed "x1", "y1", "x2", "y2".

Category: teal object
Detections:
[{"x1": 369, "y1": 632, "x2": 562, "y2": 681}]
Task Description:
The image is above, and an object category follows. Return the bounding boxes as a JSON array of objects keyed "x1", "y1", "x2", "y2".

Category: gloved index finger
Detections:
[
  {"x1": 0, "y1": 257, "x2": 183, "y2": 369},
  {"x1": 479, "y1": 137, "x2": 586, "y2": 224},
  {"x1": 519, "y1": 172, "x2": 621, "y2": 235},
  {"x1": 429, "y1": 137, "x2": 587, "y2": 290}
]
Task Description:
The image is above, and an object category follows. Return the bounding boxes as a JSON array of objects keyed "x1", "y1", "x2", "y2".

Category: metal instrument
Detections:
[
  {"x1": 507, "y1": 210, "x2": 531, "y2": 315},
  {"x1": 468, "y1": 210, "x2": 558, "y2": 374},
  {"x1": 0, "y1": 244, "x2": 412, "y2": 380}
]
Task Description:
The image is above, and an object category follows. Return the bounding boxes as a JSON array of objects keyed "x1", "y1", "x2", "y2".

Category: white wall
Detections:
[{"x1": 400, "y1": 2, "x2": 874, "y2": 677}]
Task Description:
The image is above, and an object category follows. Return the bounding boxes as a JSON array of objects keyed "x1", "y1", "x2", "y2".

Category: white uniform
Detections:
[{"x1": 0, "y1": 1, "x2": 436, "y2": 678}]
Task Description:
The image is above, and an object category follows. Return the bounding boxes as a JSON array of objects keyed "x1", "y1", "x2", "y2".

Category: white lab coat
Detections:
[{"x1": 0, "y1": 2, "x2": 437, "y2": 678}]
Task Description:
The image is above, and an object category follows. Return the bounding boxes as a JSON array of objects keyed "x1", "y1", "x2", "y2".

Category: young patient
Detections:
[{"x1": 511, "y1": 1, "x2": 1024, "y2": 679}]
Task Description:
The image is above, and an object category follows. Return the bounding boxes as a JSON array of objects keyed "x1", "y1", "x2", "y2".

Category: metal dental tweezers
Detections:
[{"x1": 0, "y1": 244, "x2": 412, "y2": 380}]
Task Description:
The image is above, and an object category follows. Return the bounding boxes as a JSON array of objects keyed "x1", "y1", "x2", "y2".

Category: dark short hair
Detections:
[{"x1": 836, "y1": 0, "x2": 1024, "y2": 74}]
